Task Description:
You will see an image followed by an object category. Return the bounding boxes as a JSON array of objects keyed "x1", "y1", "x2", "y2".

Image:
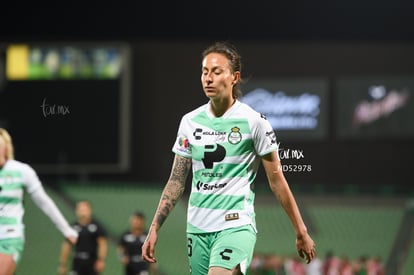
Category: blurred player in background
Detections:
[
  {"x1": 142, "y1": 41, "x2": 315, "y2": 275},
  {"x1": 58, "y1": 200, "x2": 107, "y2": 275},
  {"x1": 0, "y1": 128, "x2": 78, "y2": 275},
  {"x1": 118, "y1": 211, "x2": 158, "y2": 275}
]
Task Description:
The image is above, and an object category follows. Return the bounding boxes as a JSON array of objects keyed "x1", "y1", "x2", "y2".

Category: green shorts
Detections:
[
  {"x1": 0, "y1": 238, "x2": 24, "y2": 264},
  {"x1": 187, "y1": 224, "x2": 256, "y2": 275}
]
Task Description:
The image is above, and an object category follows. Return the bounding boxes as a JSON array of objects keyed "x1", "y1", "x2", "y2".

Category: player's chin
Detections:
[
  {"x1": 205, "y1": 93, "x2": 220, "y2": 100},
  {"x1": 204, "y1": 89, "x2": 216, "y2": 96}
]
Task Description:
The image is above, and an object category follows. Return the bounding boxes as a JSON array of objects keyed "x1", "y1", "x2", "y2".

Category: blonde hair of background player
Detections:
[{"x1": 0, "y1": 128, "x2": 14, "y2": 160}]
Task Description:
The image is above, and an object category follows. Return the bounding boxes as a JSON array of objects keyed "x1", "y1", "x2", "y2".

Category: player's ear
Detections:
[{"x1": 232, "y1": 71, "x2": 240, "y2": 85}]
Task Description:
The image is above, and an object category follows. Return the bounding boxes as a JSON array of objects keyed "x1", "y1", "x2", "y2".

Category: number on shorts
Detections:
[{"x1": 187, "y1": 238, "x2": 193, "y2": 257}]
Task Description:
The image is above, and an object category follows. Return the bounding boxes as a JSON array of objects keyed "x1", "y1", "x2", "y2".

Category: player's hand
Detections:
[
  {"x1": 66, "y1": 236, "x2": 77, "y2": 245},
  {"x1": 57, "y1": 265, "x2": 67, "y2": 275},
  {"x1": 296, "y1": 233, "x2": 316, "y2": 264},
  {"x1": 94, "y1": 258, "x2": 105, "y2": 273},
  {"x1": 142, "y1": 229, "x2": 158, "y2": 263}
]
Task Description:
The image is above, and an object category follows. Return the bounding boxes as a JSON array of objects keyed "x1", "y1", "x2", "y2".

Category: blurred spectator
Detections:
[
  {"x1": 249, "y1": 252, "x2": 265, "y2": 274},
  {"x1": 338, "y1": 255, "x2": 353, "y2": 275},
  {"x1": 366, "y1": 256, "x2": 384, "y2": 275},
  {"x1": 322, "y1": 251, "x2": 341, "y2": 275},
  {"x1": 305, "y1": 255, "x2": 322, "y2": 275},
  {"x1": 248, "y1": 251, "x2": 385, "y2": 275},
  {"x1": 264, "y1": 254, "x2": 285, "y2": 274},
  {"x1": 354, "y1": 256, "x2": 368, "y2": 275},
  {"x1": 284, "y1": 255, "x2": 306, "y2": 275}
]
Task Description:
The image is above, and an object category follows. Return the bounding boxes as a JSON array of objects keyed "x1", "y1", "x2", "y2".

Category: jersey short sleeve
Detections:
[
  {"x1": 21, "y1": 162, "x2": 43, "y2": 194},
  {"x1": 96, "y1": 221, "x2": 107, "y2": 237},
  {"x1": 172, "y1": 112, "x2": 195, "y2": 158},
  {"x1": 251, "y1": 113, "x2": 279, "y2": 157}
]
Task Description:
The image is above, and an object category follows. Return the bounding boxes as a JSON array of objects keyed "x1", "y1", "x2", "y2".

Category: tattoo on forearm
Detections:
[
  {"x1": 155, "y1": 156, "x2": 190, "y2": 228},
  {"x1": 170, "y1": 156, "x2": 191, "y2": 183}
]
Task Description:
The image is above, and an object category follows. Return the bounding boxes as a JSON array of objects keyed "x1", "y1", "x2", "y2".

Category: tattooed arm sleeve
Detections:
[{"x1": 151, "y1": 154, "x2": 192, "y2": 230}]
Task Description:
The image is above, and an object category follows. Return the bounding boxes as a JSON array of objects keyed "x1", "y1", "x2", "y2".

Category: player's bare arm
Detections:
[
  {"x1": 142, "y1": 154, "x2": 191, "y2": 263},
  {"x1": 153, "y1": 154, "x2": 191, "y2": 229},
  {"x1": 261, "y1": 151, "x2": 316, "y2": 263}
]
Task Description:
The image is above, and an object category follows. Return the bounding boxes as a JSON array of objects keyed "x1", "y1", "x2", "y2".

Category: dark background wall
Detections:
[
  {"x1": 130, "y1": 41, "x2": 414, "y2": 192},
  {"x1": 1, "y1": 1, "x2": 413, "y2": 193},
  {"x1": 1, "y1": 1, "x2": 413, "y2": 42}
]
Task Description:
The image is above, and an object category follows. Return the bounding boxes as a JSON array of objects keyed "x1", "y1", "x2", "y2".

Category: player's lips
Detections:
[{"x1": 204, "y1": 86, "x2": 215, "y2": 91}]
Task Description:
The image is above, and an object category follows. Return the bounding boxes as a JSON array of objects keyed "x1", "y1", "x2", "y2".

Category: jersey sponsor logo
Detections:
[
  {"x1": 219, "y1": 248, "x2": 233, "y2": 261},
  {"x1": 228, "y1": 126, "x2": 242, "y2": 144},
  {"x1": 193, "y1": 128, "x2": 227, "y2": 140},
  {"x1": 193, "y1": 128, "x2": 202, "y2": 140},
  {"x1": 225, "y1": 213, "x2": 239, "y2": 221},
  {"x1": 202, "y1": 144, "x2": 225, "y2": 169},
  {"x1": 266, "y1": 131, "x2": 277, "y2": 145},
  {"x1": 203, "y1": 130, "x2": 226, "y2": 136},
  {"x1": 0, "y1": 174, "x2": 21, "y2": 185},
  {"x1": 196, "y1": 181, "x2": 227, "y2": 191},
  {"x1": 200, "y1": 171, "x2": 223, "y2": 177}
]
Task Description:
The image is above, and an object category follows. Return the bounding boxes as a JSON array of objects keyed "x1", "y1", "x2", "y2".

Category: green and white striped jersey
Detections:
[
  {"x1": 172, "y1": 100, "x2": 278, "y2": 234},
  {"x1": 0, "y1": 160, "x2": 42, "y2": 240}
]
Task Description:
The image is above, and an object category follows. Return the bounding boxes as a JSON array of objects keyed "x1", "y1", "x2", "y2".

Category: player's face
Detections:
[
  {"x1": 76, "y1": 201, "x2": 92, "y2": 220},
  {"x1": 0, "y1": 136, "x2": 7, "y2": 166},
  {"x1": 201, "y1": 53, "x2": 237, "y2": 100},
  {"x1": 131, "y1": 216, "x2": 145, "y2": 230}
]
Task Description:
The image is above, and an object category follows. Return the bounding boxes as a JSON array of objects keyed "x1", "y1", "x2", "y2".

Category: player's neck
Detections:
[
  {"x1": 79, "y1": 217, "x2": 91, "y2": 225},
  {"x1": 0, "y1": 157, "x2": 6, "y2": 168},
  {"x1": 210, "y1": 97, "x2": 236, "y2": 117},
  {"x1": 131, "y1": 227, "x2": 144, "y2": 235}
]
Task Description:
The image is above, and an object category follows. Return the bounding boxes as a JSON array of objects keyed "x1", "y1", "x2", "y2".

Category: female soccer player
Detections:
[
  {"x1": 142, "y1": 41, "x2": 316, "y2": 275},
  {"x1": 0, "y1": 128, "x2": 78, "y2": 275}
]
